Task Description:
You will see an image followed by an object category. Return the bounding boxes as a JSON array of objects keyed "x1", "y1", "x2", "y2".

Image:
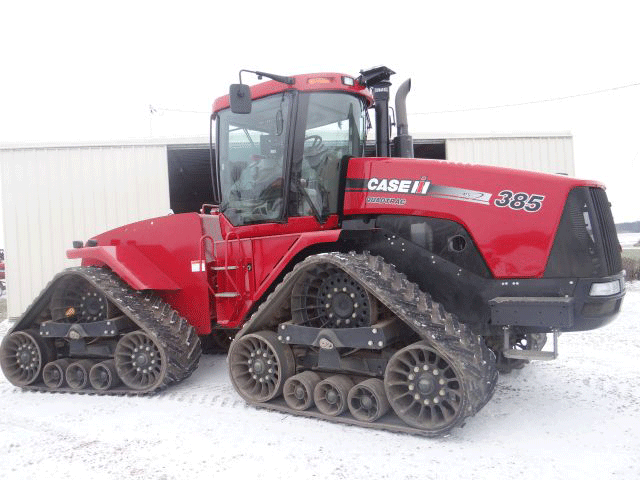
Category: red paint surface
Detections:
[
  {"x1": 209, "y1": 215, "x2": 340, "y2": 327},
  {"x1": 69, "y1": 213, "x2": 341, "y2": 333},
  {"x1": 68, "y1": 213, "x2": 212, "y2": 334},
  {"x1": 344, "y1": 157, "x2": 601, "y2": 278},
  {"x1": 213, "y1": 73, "x2": 373, "y2": 113}
]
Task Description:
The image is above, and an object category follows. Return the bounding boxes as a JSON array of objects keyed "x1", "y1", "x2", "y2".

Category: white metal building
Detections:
[{"x1": 0, "y1": 132, "x2": 573, "y2": 318}]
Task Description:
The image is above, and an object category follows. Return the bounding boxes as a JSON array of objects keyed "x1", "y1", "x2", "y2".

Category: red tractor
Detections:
[{"x1": 0, "y1": 67, "x2": 625, "y2": 436}]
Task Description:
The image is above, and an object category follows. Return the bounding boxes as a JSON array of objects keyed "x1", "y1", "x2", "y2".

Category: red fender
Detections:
[{"x1": 67, "y1": 245, "x2": 180, "y2": 291}]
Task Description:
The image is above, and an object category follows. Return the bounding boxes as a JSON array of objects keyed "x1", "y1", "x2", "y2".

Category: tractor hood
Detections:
[{"x1": 343, "y1": 157, "x2": 603, "y2": 278}]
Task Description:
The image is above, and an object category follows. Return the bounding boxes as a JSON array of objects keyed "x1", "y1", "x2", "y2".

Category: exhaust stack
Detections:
[
  {"x1": 393, "y1": 79, "x2": 414, "y2": 158},
  {"x1": 358, "y1": 66, "x2": 395, "y2": 157}
]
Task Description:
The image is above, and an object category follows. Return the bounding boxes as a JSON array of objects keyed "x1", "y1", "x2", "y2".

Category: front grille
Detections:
[
  {"x1": 589, "y1": 188, "x2": 622, "y2": 275},
  {"x1": 545, "y1": 187, "x2": 622, "y2": 278}
]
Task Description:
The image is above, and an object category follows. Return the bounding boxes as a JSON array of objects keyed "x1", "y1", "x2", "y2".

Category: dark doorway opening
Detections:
[{"x1": 167, "y1": 146, "x2": 214, "y2": 214}]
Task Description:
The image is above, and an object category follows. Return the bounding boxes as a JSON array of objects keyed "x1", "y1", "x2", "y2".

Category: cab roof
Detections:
[{"x1": 212, "y1": 73, "x2": 374, "y2": 114}]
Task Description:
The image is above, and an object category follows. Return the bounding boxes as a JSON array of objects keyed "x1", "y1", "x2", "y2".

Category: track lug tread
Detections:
[
  {"x1": 233, "y1": 252, "x2": 498, "y2": 437},
  {"x1": 3, "y1": 267, "x2": 201, "y2": 396}
]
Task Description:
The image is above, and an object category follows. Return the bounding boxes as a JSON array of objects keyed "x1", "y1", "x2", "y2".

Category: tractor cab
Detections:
[{"x1": 211, "y1": 72, "x2": 372, "y2": 226}]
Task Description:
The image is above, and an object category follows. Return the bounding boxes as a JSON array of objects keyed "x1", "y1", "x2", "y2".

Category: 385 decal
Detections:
[{"x1": 494, "y1": 190, "x2": 545, "y2": 212}]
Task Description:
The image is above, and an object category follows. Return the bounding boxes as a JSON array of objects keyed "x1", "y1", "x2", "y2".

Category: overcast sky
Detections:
[{"x1": 1, "y1": 0, "x2": 638, "y2": 249}]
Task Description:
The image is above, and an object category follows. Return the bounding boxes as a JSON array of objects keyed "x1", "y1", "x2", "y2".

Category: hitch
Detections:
[{"x1": 502, "y1": 327, "x2": 559, "y2": 361}]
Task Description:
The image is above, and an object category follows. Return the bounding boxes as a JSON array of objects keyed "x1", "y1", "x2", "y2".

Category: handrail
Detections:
[{"x1": 198, "y1": 235, "x2": 217, "y2": 296}]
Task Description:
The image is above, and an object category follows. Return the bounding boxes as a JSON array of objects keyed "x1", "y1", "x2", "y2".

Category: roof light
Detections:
[
  {"x1": 308, "y1": 77, "x2": 332, "y2": 84},
  {"x1": 342, "y1": 76, "x2": 355, "y2": 86},
  {"x1": 589, "y1": 280, "x2": 621, "y2": 296}
]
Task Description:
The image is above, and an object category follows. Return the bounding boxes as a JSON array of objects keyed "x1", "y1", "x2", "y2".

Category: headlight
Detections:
[{"x1": 589, "y1": 280, "x2": 621, "y2": 296}]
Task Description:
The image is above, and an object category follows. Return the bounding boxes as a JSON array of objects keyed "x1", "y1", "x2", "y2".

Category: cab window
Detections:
[{"x1": 217, "y1": 94, "x2": 290, "y2": 225}]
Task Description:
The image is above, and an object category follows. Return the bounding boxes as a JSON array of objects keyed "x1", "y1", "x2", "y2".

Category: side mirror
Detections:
[{"x1": 229, "y1": 84, "x2": 251, "y2": 114}]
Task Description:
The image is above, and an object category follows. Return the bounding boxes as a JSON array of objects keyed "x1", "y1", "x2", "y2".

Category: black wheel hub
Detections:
[
  {"x1": 360, "y1": 396, "x2": 373, "y2": 410},
  {"x1": 18, "y1": 349, "x2": 34, "y2": 366},
  {"x1": 292, "y1": 265, "x2": 376, "y2": 329},
  {"x1": 50, "y1": 276, "x2": 113, "y2": 323},
  {"x1": 326, "y1": 389, "x2": 339, "y2": 405}
]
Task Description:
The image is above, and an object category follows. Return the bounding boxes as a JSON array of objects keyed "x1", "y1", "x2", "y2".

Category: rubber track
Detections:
[
  {"x1": 6, "y1": 267, "x2": 201, "y2": 396},
  {"x1": 233, "y1": 252, "x2": 498, "y2": 436}
]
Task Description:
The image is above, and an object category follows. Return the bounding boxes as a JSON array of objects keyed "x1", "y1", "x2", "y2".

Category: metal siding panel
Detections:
[
  {"x1": 444, "y1": 137, "x2": 574, "y2": 175},
  {"x1": 1, "y1": 145, "x2": 169, "y2": 318}
]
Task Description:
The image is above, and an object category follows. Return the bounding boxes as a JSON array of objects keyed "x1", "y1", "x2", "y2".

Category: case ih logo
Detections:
[{"x1": 367, "y1": 177, "x2": 431, "y2": 195}]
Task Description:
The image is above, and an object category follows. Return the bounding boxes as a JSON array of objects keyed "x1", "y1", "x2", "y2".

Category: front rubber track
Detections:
[
  {"x1": 231, "y1": 252, "x2": 498, "y2": 437},
  {"x1": 2, "y1": 266, "x2": 201, "y2": 395}
]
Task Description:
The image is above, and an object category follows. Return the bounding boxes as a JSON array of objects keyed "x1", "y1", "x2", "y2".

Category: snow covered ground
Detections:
[
  {"x1": 1, "y1": 284, "x2": 639, "y2": 480},
  {"x1": 619, "y1": 232, "x2": 640, "y2": 248}
]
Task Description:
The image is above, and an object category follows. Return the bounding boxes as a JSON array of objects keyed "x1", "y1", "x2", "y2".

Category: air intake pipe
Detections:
[{"x1": 393, "y1": 78, "x2": 414, "y2": 158}]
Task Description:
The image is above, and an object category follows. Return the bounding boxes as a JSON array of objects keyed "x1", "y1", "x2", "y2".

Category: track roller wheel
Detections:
[
  {"x1": 66, "y1": 360, "x2": 95, "y2": 390},
  {"x1": 114, "y1": 331, "x2": 166, "y2": 391},
  {"x1": 89, "y1": 360, "x2": 121, "y2": 391},
  {"x1": 284, "y1": 371, "x2": 321, "y2": 411},
  {"x1": 348, "y1": 378, "x2": 390, "y2": 422},
  {"x1": 43, "y1": 359, "x2": 72, "y2": 389},
  {"x1": 384, "y1": 341, "x2": 465, "y2": 432},
  {"x1": 313, "y1": 375, "x2": 354, "y2": 416},
  {"x1": 0, "y1": 330, "x2": 55, "y2": 386},
  {"x1": 228, "y1": 330, "x2": 295, "y2": 402}
]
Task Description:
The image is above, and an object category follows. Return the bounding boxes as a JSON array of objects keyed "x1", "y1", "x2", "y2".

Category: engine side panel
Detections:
[{"x1": 343, "y1": 157, "x2": 601, "y2": 279}]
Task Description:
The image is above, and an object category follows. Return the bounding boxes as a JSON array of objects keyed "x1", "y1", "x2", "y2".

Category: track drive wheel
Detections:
[
  {"x1": 228, "y1": 330, "x2": 295, "y2": 402},
  {"x1": 50, "y1": 274, "x2": 116, "y2": 323},
  {"x1": 0, "y1": 330, "x2": 55, "y2": 386},
  {"x1": 384, "y1": 341, "x2": 465, "y2": 433},
  {"x1": 114, "y1": 331, "x2": 166, "y2": 391},
  {"x1": 291, "y1": 264, "x2": 377, "y2": 328}
]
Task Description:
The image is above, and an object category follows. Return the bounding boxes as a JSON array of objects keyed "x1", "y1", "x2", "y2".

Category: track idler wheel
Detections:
[
  {"x1": 284, "y1": 371, "x2": 321, "y2": 411},
  {"x1": 66, "y1": 360, "x2": 95, "y2": 390},
  {"x1": 90, "y1": 360, "x2": 121, "y2": 391},
  {"x1": 313, "y1": 374, "x2": 354, "y2": 416},
  {"x1": 114, "y1": 331, "x2": 166, "y2": 391},
  {"x1": 384, "y1": 341, "x2": 465, "y2": 432},
  {"x1": 43, "y1": 359, "x2": 72, "y2": 388},
  {"x1": 347, "y1": 378, "x2": 390, "y2": 422},
  {"x1": 228, "y1": 330, "x2": 295, "y2": 403},
  {"x1": 0, "y1": 330, "x2": 55, "y2": 386}
]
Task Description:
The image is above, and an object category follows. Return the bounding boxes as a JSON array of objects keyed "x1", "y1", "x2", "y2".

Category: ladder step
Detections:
[
  {"x1": 212, "y1": 266, "x2": 239, "y2": 271},
  {"x1": 215, "y1": 292, "x2": 240, "y2": 298}
]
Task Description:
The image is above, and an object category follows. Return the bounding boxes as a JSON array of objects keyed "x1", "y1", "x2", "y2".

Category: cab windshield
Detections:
[{"x1": 290, "y1": 92, "x2": 367, "y2": 219}]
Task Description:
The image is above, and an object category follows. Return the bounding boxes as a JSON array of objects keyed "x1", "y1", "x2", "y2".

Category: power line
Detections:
[
  {"x1": 410, "y1": 80, "x2": 640, "y2": 116},
  {"x1": 150, "y1": 106, "x2": 209, "y2": 114},
  {"x1": 148, "y1": 80, "x2": 640, "y2": 117}
]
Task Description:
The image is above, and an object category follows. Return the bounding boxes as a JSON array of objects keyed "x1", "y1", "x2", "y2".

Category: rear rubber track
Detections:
[
  {"x1": 4, "y1": 266, "x2": 201, "y2": 395},
  {"x1": 232, "y1": 251, "x2": 498, "y2": 436}
]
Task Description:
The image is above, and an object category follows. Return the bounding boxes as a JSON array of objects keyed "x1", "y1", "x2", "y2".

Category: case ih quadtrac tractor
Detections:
[{"x1": 0, "y1": 67, "x2": 625, "y2": 436}]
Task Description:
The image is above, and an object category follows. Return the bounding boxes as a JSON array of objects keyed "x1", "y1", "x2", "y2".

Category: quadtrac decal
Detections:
[{"x1": 345, "y1": 177, "x2": 492, "y2": 206}]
